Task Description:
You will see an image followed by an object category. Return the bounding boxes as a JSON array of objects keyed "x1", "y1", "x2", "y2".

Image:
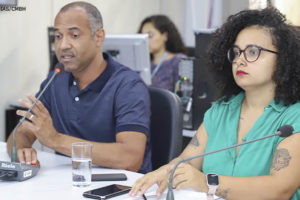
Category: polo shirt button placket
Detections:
[{"x1": 264, "y1": 106, "x2": 270, "y2": 111}]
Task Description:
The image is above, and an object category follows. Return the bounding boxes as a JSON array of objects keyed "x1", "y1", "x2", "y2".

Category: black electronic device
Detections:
[
  {"x1": 177, "y1": 57, "x2": 195, "y2": 129},
  {"x1": 0, "y1": 161, "x2": 39, "y2": 181},
  {"x1": 177, "y1": 29, "x2": 219, "y2": 130},
  {"x1": 92, "y1": 173, "x2": 127, "y2": 181},
  {"x1": 207, "y1": 173, "x2": 219, "y2": 185},
  {"x1": 48, "y1": 27, "x2": 59, "y2": 72},
  {"x1": 83, "y1": 184, "x2": 131, "y2": 199}
]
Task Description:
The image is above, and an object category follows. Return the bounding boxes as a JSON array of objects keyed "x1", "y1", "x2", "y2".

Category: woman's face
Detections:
[
  {"x1": 232, "y1": 26, "x2": 277, "y2": 92},
  {"x1": 141, "y1": 22, "x2": 167, "y2": 54}
]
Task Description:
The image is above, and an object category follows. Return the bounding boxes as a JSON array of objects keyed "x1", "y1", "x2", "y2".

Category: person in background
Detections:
[
  {"x1": 7, "y1": 1, "x2": 152, "y2": 174},
  {"x1": 138, "y1": 15, "x2": 187, "y2": 92},
  {"x1": 130, "y1": 7, "x2": 300, "y2": 199}
]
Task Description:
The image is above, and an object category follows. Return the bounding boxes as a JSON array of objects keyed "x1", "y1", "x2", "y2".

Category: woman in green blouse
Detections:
[{"x1": 130, "y1": 7, "x2": 300, "y2": 200}]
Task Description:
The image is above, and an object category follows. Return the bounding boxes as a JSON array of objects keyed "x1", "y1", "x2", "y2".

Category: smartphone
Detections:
[
  {"x1": 92, "y1": 173, "x2": 127, "y2": 181},
  {"x1": 83, "y1": 184, "x2": 131, "y2": 199}
]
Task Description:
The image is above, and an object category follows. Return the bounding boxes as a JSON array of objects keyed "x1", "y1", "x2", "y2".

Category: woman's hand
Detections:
[
  {"x1": 172, "y1": 163, "x2": 207, "y2": 192},
  {"x1": 130, "y1": 164, "x2": 173, "y2": 197}
]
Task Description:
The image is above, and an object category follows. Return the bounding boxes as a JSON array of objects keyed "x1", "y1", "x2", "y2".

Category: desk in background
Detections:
[{"x1": 0, "y1": 142, "x2": 216, "y2": 200}]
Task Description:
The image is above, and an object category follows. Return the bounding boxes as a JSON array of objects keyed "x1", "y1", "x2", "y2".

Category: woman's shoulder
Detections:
[
  {"x1": 165, "y1": 53, "x2": 187, "y2": 64},
  {"x1": 280, "y1": 102, "x2": 300, "y2": 136},
  {"x1": 283, "y1": 101, "x2": 300, "y2": 113},
  {"x1": 173, "y1": 52, "x2": 187, "y2": 59}
]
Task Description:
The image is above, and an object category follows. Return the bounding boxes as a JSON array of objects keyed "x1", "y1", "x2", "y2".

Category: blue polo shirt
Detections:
[{"x1": 37, "y1": 53, "x2": 152, "y2": 173}]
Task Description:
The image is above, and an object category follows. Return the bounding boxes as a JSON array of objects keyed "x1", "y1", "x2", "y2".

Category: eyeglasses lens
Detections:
[
  {"x1": 245, "y1": 46, "x2": 259, "y2": 62},
  {"x1": 227, "y1": 46, "x2": 260, "y2": 62},
  {"x1": 227, "y1": 47, "x2": 240, "y2": 62}
]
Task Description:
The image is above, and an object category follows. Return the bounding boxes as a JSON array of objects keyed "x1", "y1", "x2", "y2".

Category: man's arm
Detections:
[
  {"x1": 13, "y1": 95, "x2": 147, "y2": 172},
  {"x1": 51, "y1": 131, "x2": 146, "y2": 172}
]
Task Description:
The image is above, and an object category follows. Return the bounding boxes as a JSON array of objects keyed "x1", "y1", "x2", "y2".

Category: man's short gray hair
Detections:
[{"x1": 59, "y1": 1, "x2": 103, "y2": 36}]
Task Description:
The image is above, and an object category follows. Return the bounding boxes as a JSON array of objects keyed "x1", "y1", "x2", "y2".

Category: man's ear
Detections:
[{"x1": 94, "y1": 28, "x2": 105, "y2": 47}]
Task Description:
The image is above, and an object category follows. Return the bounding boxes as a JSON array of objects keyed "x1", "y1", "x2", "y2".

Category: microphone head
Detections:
[
  {"x1": 54, "y1": 63, "x2": 64, "y2": 74},
  {"x1": 278, "y1": 125, "x2": 294, "y2": 137}
]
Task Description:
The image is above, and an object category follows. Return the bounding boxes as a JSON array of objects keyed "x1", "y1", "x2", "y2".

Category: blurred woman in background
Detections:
[{"x1": 138, "y1": 15, "x2": 187, "y2": 92}]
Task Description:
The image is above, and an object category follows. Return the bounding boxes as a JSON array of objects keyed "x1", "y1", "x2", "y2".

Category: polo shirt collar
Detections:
[
  {"x1": 88, "y1": 53, "x2": 114, "y2": 92},
  {"x1": 221, "y1": 92, "x2": 244, "y2": 110},
  {"x1": 223, "y1": 92, "x2": 286, "y2": 112},
  {"x1": 69, "y1": 53, "x2": 114, "y2": 93},
  {"x1": 265, "y1": 99, "x2": 286, "y2": 112}
]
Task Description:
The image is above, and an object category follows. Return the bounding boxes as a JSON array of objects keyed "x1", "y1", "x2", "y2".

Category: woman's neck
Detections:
[
  {"x1": 153, "y1": 48, "x2": 167, "y2": 65},
  {"x1": 243, "y1": 88, "x2": 275, "y2": 110}
]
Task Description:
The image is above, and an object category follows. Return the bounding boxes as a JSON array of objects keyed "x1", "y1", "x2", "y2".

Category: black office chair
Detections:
[{"x1": 149, "y1": 87, "x2": 183, "y2": 170}]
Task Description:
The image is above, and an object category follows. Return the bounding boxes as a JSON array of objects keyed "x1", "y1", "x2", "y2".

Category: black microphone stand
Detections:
[{"x1": 11, "y1": 63, "x2": 64, "y2": 162}]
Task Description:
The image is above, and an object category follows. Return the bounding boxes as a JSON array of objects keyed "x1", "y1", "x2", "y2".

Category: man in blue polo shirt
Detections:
[{"x1": 7, "y1": 1, "x2": 152, "y2": 173}]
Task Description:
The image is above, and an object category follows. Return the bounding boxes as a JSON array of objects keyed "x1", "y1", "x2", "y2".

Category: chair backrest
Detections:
[{"x1": 149, "y1": 87, "x2": 183, "y2": 170}]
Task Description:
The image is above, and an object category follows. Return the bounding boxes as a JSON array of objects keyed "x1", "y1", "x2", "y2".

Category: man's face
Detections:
[{"x1": 54, "y1": 8, "x2": 101, "y2": 74}]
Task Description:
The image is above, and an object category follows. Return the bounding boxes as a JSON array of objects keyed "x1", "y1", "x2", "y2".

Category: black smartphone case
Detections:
[{"x1": 92, "y1": 173, "x2": 127, "y2": 181}]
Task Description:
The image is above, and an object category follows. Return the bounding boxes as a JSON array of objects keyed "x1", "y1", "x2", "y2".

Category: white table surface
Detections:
[{"x1": 0, "y1": 142, "x2": 215, "y2": 200}]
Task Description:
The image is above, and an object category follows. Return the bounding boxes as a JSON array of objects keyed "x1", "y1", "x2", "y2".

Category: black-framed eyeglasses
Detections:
[{"x1": 227, "y1": 45, "x2": 278, "y2": 63}]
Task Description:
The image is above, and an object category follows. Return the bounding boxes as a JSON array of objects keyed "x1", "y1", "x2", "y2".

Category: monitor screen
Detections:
[
  {"x1": 0, "y1": 0, "x2": 17, "y2": 5},
  {"x1": 102, "y1": 34, "x2": 151, "y2": 85}
]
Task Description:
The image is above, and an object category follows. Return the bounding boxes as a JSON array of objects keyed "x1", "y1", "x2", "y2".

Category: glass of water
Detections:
[{"x1": 71, "y1": 142, "x2": 92, "y2": 187}]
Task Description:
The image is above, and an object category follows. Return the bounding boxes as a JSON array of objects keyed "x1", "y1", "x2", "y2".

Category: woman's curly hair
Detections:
[{"x1": 207, "y1": 7, "x2": 300, "y2": 105}]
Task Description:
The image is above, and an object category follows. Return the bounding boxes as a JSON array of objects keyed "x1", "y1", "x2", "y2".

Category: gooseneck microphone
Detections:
[
  {"x1": 11, "y1": 63, "x2": 64, "y2": 163},
  {"x1": 166, "y1": 125, "x2": 294, "y2": 200}
]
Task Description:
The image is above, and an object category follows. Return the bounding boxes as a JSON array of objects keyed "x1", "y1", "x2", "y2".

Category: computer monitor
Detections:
[
  {"x1": 0, "y1": 0, "x2": 17, "y2": 5},
  {"x1": 48, "y1": 27, "x2": 58, "y2": 72},
  {"x1": 178, "y1": 29, "x2": 219, "y2": 130},
  {"x1": 102, "y1": 34, "x2": 151, "y2": 85}
]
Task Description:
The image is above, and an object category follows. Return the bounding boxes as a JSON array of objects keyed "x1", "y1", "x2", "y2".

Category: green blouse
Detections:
[{"x1": 202, "y1": 92, "x2": 300, "y2": 199}]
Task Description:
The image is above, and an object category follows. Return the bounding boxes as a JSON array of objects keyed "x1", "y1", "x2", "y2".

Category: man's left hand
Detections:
[{"x1": 16, "y1": 94, "x2": 58, "y2": 147}]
